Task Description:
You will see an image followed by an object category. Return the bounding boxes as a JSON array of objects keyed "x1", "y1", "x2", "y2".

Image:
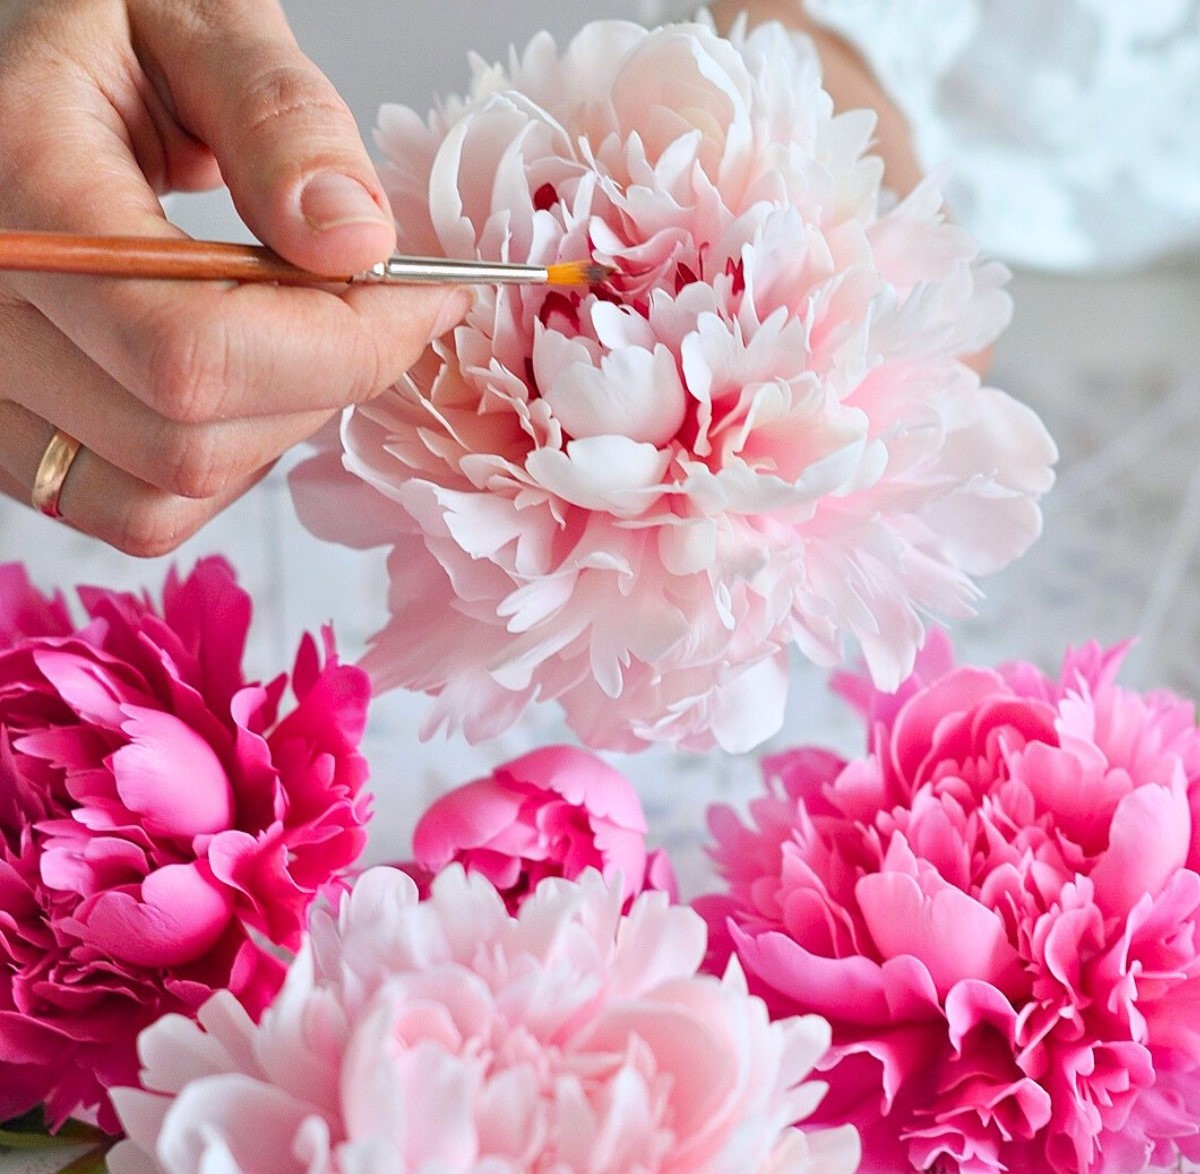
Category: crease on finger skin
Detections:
[
  {"x1": 124, "y1": 18, "x2": 224, "y2": 192},
  {"x1": 100, "y1": 52, "x2": 176, "y2": 196}
]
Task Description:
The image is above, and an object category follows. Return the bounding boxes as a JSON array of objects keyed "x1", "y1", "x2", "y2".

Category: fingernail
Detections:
[
  {"x1": 300, "y1": 172, "x2": 392, "y2": 232},
  {"x1": 431, "y1": 289, "x2": 473, "y2": 339}
]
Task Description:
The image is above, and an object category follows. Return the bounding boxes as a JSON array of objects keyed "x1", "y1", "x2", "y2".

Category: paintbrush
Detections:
[{"x1": 0, "y1": 231, "x2": 613, "y2": 287}]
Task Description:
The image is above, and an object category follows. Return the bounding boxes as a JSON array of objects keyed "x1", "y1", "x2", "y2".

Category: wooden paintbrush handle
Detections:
[{"x1": 0, "y1": 231, "x2": 343, "y2": 283}]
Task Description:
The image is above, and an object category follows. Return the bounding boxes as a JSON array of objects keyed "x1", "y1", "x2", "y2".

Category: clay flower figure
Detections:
[
  {"x1": 292, "y1": 17, "x2": 1055, "y2": 754},
  {"x1": 697, "y1": 632, "x2": 1200, "y2": 1173},
  {"x1": 110, "y1": 865, "x2": 860, "y2": 1173},
  {"x1": 0, "y1": 559, "x2": 372, "y2": 1133},
  {"x1": 407, "y1": 743, "x2": 676, "y2": 910}
]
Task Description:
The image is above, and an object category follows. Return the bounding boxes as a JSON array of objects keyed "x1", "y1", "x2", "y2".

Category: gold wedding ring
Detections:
[{"x1": 31, "y1": 428, "x2": 83, "y2": 518}]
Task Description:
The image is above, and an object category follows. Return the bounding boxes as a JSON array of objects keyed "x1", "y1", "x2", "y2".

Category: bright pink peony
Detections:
[
  {"x1": 0, "y1": 559, "x2": 372, "y2": 1132},
  {"x1": 408, "y1": 744, "x2": 676, "y2": 911},
  {"x1": 292, "y1": 18, "x2": 1055, "y2": 754},
  {"x1": 110, "y1": 865, "x2": 859, "y2": 1173},
  {"x1": 697, "y1": 631, "x2": 1200, "y2": 1173}
]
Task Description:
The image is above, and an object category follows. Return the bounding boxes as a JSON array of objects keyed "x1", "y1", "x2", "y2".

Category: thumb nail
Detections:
[
  {"x1": 431, "y1": 289, "x2": 473, "y2": 339},
  {"x1": 300, "y1": 172, "x2": 392, "y2": 232}
]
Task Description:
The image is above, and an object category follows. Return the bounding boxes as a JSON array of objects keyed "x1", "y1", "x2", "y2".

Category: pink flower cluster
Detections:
[
  {"x1": 699, "y1": 633, "x2": 1200, "y2": 1173},
  {"x1": 111, "y1": 866, "x2": 859, "y2": 1173},
  {"x1": 0, "y1": 559, "x2": 372, "y2": 1132},
  {"x1": 292, "y1": 18, "x2": 1055, "y2": 754},
  {"x1": 408, "y1": 744, "x2": 676, "y2": 910}
]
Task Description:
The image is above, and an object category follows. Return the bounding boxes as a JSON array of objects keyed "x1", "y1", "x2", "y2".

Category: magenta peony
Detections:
[
  {"x1": 407, "y1": 743, "x2": 676, "y2": 911},
  {"x1": 110, "y1": 865, "x2": 859, "y2": 1173},
  {"x1": 0, "y1": 559, "x2": 372, "y2": 1132},
  {"x1": 291, "y1": 17, "x2": 1055, "y2": 754},
  {"x1": 698, "y1": 632, "x2": 1200, "y2": 1173}
]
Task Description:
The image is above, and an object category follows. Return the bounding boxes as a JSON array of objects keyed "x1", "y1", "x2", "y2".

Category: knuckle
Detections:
[
  {"x1": 144, "y1": 314, "x2": 237, "y2": 425},
  {"x1": 106, "y1": 499, "x2": 204, "y2": 559},
  {"x1": 340, "y1": 298, "x2": 419, "y2": 403},
  {"x1": 168, "y1": 0, "x2": 243, "y2": 34},
  {"x1": 158, "y1": 424, "x2": 234, "y2": 500},
  {"x1": 236, "y1": 63, "x2": 352, "y2": 151}
]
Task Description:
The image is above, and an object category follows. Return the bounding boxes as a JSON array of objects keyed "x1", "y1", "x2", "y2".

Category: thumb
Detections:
[{"x1": 134, "y1": 0, "x2": 396, "y2": 276}]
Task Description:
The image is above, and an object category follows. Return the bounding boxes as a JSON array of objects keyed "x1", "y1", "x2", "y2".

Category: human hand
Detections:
[{"x1": 0, "y1": 0, "x2": 470, "y2": 555}]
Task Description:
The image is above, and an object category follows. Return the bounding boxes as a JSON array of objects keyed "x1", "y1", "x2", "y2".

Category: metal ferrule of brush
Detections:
[{"x1": 355, "y1": 256, "x2": 549, "y2": 284}]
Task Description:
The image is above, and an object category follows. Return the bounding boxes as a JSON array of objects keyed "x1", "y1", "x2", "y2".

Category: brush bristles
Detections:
[{"x1": 544, "y1": 259, "x2": 615, "y2": 287}]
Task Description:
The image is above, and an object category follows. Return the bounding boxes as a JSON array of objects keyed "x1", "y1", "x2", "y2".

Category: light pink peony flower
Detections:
[
  {"x1": 291, "y1": 17, "x2": 1055, "y2": 754},
  {"x1": 407, "y1": 744, "x2": 676, "y2": 911},
  {"x1": 0, "y1": 559, "x2": 372, "y2": 1132},
  {"x1": 698, "y1": 631, "x2": 1200, "y2": 1173},
  {"x1": 110, "y1": 865, "x2": 860, "y2": 1173}
]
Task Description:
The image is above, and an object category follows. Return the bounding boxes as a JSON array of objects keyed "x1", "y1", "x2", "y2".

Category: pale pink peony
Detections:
[
  {"x1": 697, "y1": 631, "x2": 1200, "y2": 1173},
  {"x1": 407, "y1": 744, "x2": 676, "y2": 911},
  {"x1": 109, "y1": 865, "x2": 860, "y2": 1173},
  {"x1": 290, "y1": 18, "x2": 1055, "y2": 754},
  {"x1": 0, "y1": 559, "x2": 372, "y2": 1132}
]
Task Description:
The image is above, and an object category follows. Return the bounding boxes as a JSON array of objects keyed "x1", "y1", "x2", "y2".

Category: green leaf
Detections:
[
  {"x1": 0, "y1": 1128, "x2": 66, "y2": 1150},
  {"x1": 0, "y1": 1107, "x2": 50, "y2": 1134},
  {"x1": 54, "y1": 1141, "x2": 118, "y2": 1174},
  {"x1": 0, "y1": 1109, "x2": 112, "y2": 1152},
  {"x1": 52, "y1": 1121, "x2": 110, "y2": 1144}
]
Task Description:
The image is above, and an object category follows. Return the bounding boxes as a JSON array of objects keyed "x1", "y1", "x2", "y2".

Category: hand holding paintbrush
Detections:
[
  {"x1": 0, "y1": 0, "x2": 529, "y2": 554},
  {"x1": 0, "y1": 223, "x2": 609, "y2": 537}
]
